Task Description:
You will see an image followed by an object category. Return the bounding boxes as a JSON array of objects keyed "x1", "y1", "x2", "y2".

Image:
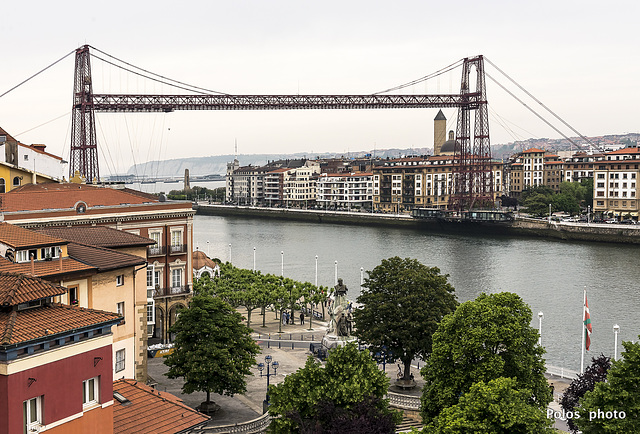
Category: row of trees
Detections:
[
  {"x1": 166, "y1": 185, "x2": 225, "y2": 201},
  {"x1": 520, "y1": 179, "x2": 593, "y2": 216},
  {"x1": 165, "y1": 257, "x2": 557, "y2": 432}
]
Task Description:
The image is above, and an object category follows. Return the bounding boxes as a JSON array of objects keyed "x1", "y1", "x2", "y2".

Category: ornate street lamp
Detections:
[
  {"x1": 257, "y1": 355, "x2": 279, "y2": 413},
  {"x1": 613, "y1": 324, "x2": 620, "y2": 361}
]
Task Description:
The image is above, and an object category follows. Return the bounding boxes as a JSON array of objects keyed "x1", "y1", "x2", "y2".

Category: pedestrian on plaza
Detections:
[
  {"x1": 285, "y1": 311, "x2": 290, "y2": 325},
  {"x1": 300, "y1": 312, "x2": 305, "y2": 324}
]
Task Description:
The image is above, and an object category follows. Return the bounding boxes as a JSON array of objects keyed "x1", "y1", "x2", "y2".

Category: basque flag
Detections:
[{"x1": 584, "y1": 294, "x2": 593, "y2": 351}]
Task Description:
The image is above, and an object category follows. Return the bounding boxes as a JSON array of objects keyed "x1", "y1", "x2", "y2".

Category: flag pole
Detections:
[{"x1": 580, "y1": 286, "x2": 586, "y2": 373}]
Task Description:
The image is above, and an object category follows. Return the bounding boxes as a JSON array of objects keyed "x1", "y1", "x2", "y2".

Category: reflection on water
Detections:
[{"x1": 194, "y1": 214, "x2": 640, "y2": 371}]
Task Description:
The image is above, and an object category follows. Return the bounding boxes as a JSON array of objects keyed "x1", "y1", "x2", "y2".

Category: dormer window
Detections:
[{"x1": 40, "y1": 246, "x2": 60, "y2": 260}]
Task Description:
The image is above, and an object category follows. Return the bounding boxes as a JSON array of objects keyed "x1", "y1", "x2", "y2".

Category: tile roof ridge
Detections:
[
  {"x1": 0, "y1": 310, "x2": 17, "y2": 345},
  {"x1": 68, "y1": 241, "x2": 147, "y2": 262}
]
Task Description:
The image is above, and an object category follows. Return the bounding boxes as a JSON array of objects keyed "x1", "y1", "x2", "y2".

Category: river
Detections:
[{"x1": 193, "y1": 212, "x2": 640, "y2": 373}]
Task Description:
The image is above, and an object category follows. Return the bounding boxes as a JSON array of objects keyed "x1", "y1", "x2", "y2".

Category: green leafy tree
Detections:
[
  {"x1": 575, "y1": 340, "x2": 640, "y2": 433},
  {"x1": 420, "y1": 292, "x2": 550, "y2": 425},
  {"x1": 560, "y1": 354, "x2": 611, "y2": 433},
  {"x1": 164, "y1": 294, "x2": 260, "y2": 406},
  {"x1": 522, "y1": 191, "x2": 554, "y2": 216},
  {"x1": 268, "y1": 342, "x2": 401, "y2": 433},
  {"x1": 430, "y1": 377, "x2": 554, "y2": 433},
  {"x1": 353, "y1": 257, "x2": 458, "y2": 382}
]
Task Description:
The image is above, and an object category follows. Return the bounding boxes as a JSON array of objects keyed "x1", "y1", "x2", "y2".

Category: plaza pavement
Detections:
[{"x1": 146, "y1": 307, "x2": 572, "y2": 432}]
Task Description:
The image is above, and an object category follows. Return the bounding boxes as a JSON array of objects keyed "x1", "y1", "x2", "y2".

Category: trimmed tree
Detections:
[
  {"x1": 352, "y1": 256, "x2": 458, "y2": 382},
  {"x1": 164, "y1": 294, "x2": 260, "y2": 409},
  {"x1": 560, "y1": 354, "x2": 611, "y2": 433},
  {"x1": 575, "y1": 340, "x2": 640, "y2": 433},
  {"x1": 431, "y1": 377, "x2": 554, "y2": 433},
  {"x1": 420, "y1": 292, "x2": 550, "y2": 425},
  {"x1": 267, "y1": 342, "x2": 401, "y2": 433}
]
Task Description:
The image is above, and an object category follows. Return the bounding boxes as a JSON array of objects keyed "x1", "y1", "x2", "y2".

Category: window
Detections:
[
  {"x1": 171, "y1": 230, "x2": 182, "y2": 247},
  {"x1": 115, "y1": 349, "x2": 125, "y2": 373},
  {"x1": 69, "y1": 286, "x2": 79, "y2": 306},
  {"x1": 40, "y1": 246, "x2": 60, "y2": 260},
  {"x1": 23, "y1": 396, "x2": 42, "y2": 432},
  {"x1": 16, "y1": 250, "x2": 29, "y2": 263},
  {"x1": 0, "y1": 178, "x2": 4, "y2": 193},
  {"x1": 171, "y1": 268, "x2": 183, "y2": 288},
  {"x1": 83, "y1": 377, "x2": 99, "y2": 407},
  {"x1": 13, "y1": 176, "x2": 21, "y2": 187},
  {"x1": 149, "y1": 231, "x2": 162, "y2": 254},
  {"x1": 117, "y1": 301, "x2": 124, "y2": 316},
  {"x1": 147, "y1": 301, "x2": 155, "y2": 324},
  {"x1": 116, "y1": 275, "x2": 124, "y2": 286}
]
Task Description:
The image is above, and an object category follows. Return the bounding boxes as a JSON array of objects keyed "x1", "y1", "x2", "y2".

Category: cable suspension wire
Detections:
[
  {"x1": 485, "y1": 71, "x2": 580, "y2": 148},
  {"x1": 89, "y1": 45, "x2": 229, "y2": 95},
  {"x1": 373, "y1": 58, "x2": 464, "y2": 95},
  {"x1": 485, "y1": 57, "x2": 599, "y2": 151},
  {"x1": 0, "y1": 49, "x2": 76, "y2": 99}
]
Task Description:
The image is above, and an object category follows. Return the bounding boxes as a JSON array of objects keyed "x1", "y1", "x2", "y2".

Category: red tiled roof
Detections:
[
  {"x1": 607, "y1": 147, "x2": 640, "y2": 155},
  {"x1": 522, "y1": 148, "x2": 546, "y2": 154},
  {"x1": 67, "y1": 243, "x2": 146, "y2": 271},
  {"x1": 0, "y1": 303, "x2": 121, "y2": 346},
  {"x1": 0, "y1": 183, "x2": 158, "y2": 212},
  {"x1": 0, "y1": 222, "x2": 67, "y2": 249},
  {"x1": 0, "y1": 272, "x2": 66, "y2": 306},
  {"x1": 113, "y1": 379, "x2": 209, "y2": 433},
  {"x1": 35, "y1": 226, "x2": 154, "y2": 248},
  {"x1": 0, "y1": 256, "x2": 96, "y2": 278}
]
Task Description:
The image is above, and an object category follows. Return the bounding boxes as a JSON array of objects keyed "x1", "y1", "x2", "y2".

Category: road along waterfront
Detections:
[{"x1": 194, "y1": 212, "x2": 640, "y2": 374}]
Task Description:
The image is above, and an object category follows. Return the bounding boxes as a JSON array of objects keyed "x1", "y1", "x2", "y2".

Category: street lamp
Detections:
[
  {"x1": 334, "y1": 260, "x2": 338, "y2": 285},
  {"x1": 281, "y1": 251, "x2": 284, "y2": 276},
  {"x1": 548, "y1": 204, "x2": 552, "y2": 223},
  {"x1": 228, "y1": 243, "x2": 232, "y2": 264},
  {"x1": 360, "y1": 267, "x2": 364, "y2": 291},
  {"x1": 206, "y1": 240, "x2": 210, "y2": 257},
  {"x1": 253, "y1": 247, "x2": 256, "y2": 272},
  {"x1": 257, "y1": 355, "x2": 279, "y2": 413},
  {"x1": 538, "y1": 311, "x2": 544, "y2": 346},
  {"x1": 614, "y1": 324, "x2": 620, "y2": 361},
  {"x1": 315, "y1": 255, "x2": 318, "y2": 287}
]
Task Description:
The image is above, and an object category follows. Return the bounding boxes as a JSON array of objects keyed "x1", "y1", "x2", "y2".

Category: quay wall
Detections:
[{"x1": 194, "y1": 204, "x2": 640, "y2": 244}]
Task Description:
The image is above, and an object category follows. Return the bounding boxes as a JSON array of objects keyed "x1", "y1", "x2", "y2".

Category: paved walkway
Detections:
[{"x1": 147, "y1": 307, "x2": 574, "y2": 431}]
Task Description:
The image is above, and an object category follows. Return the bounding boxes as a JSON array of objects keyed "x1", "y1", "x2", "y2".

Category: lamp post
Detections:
[
  {"x1": 334, "y1": 261, "x2": 338, "y2": 285},
  {"x1": 538, "y1": 311, "x2": 544, "y2": 346},
  {"x1": 206, "y1": 240, "x2": 210, "y2": 257},
  {"x1": 228, "y1": 243, "x2": 232, "y2": 264},
  {"x1": 548, "y1": 204, "x2": 552, "y2": 223},
  {"x1": 614, "y1": 324, "x2": 620, "y2": 361},
  {"x1": 257, "y1": 355, "x2": 279, "y2": 413},
  {"x1": 253, "y1": 247, "x2": 256, "y2": 272},
  {"x1": 360, "y1": 267, "x2": 364, "y2": 291},
  {"x1": 315, "y1": 255, "x2": 318, "y2": 287},
  {"x1": 281, "y1": 251, "x2": 284, "y2": 276}
]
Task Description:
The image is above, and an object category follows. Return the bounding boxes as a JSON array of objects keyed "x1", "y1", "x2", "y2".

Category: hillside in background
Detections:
[{"x1": 124, "y1": 133, "x2": 639, "y2": 177}]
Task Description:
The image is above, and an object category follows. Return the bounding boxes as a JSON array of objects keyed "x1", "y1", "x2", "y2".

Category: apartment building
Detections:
[
  {"x1": 316, "y1": 172, "x2": 373, "y2": 210},
  {"x1": 593, "y1": 147, "x2": 640, "y2": 218}
]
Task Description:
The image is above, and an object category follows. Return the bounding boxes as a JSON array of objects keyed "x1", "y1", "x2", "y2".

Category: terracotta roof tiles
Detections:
[
  {"x1": 0, "y1": 255, "x2": 96, "y2": 277},
  {"x1": 66, "y1": 243, "x2": 146, "y2": 271},
  {"x1": 0, "y1": 222, "x2": 67, "y2": 249},
  {"x1": 0, "y1": 272, "x2": 66, "y2": 306},
  {"x1": 113, "y1": 379, "x2": 209, "y2": 433},
  {"x1": 35, "y1": 226, "x2": 154, "y2": 248},
  {"x1": 0, "y1": 303, "x2": 121, "y2": 346}
]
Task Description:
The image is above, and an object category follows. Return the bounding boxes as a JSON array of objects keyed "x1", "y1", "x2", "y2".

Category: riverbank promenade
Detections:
[{"x1": 147, "y1": 306, "x2": 571, "y2": 432}]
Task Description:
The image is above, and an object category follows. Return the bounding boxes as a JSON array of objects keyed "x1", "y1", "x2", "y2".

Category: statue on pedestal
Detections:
[{"x1": 322, "y1": 278, "x2": 356, "y2": 351}]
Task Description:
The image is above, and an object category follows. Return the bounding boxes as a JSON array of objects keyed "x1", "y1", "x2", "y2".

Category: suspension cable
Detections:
[
  {"x1": 485, "y1": 57, "x2": 599, "y2": 151},
  {"x1": 0, "y1": 49, "x2": 76, "y2": 99},
  {"x1": 88, "y1": 45, "x2": 229, "y2": 95},
  {"x1": 373, "y1": 58, "x2": 464, "y2": 95}
]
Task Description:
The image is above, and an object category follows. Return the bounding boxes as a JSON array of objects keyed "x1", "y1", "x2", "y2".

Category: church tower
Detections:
[{"x1": 434, "y1": 110, "x2": 447, "y2": 155}]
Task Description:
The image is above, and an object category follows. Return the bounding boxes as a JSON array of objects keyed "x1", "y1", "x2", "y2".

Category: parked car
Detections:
[
  {"x1": 605, "y1": 218, "x2": 617, "y2": 223},
  {"x1": 620, "y1": 219, "x2": 636, "y2": 225}
]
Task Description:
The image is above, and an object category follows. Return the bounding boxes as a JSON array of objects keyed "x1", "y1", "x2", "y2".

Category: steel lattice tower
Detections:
[
  {"x1": 70, "y1": 45, "x2": 99, "y2": 182},
  {"x1": 449, "y1": 55, "x2": 494, "y2": 211}
]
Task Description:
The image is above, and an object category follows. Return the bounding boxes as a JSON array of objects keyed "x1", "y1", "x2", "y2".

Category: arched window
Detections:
[
  {"x1": 12, "y1": 176, "x2": 20, "y2": 187},
  {"x1": 0, "y1": 178, "x2": 5, "y2": 193}
]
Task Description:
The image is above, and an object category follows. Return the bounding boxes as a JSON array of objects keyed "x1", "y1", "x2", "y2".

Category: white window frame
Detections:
[
  {"x1": 82, "y1": 377, "x2": 99, "y2": 407},
  {"x1": 147, "y1": 301, "x2": 155, "y2": 325},
  {"x1": 116, "y1": 274, "x2": 124, "y2": 286},
  {"x1": 115, "y1": 349, "x2": 126, "y2": 373},
  {"x1": 117, "y1": 301, "x2": 124, "y2": 316},
  {"x1": 16, "y1": 250, "x2": 29, "y2": 263},
  {"x1": 23, "y1": 396, "x2": 42, "y2": 432},
  {"x1": 171, "y1": 268, "x2": 183, "y2": 289},
  {"x1": 149, "y1": 230, "x2": 162, "y2": 254}
]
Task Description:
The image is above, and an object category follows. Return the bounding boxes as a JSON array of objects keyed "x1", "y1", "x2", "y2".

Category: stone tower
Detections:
[{"x1": 434, "y1": 110, "x2": 447, "y2": 156}]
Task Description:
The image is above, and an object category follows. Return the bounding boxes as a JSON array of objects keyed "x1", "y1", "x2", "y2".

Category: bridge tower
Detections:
[
  {"x1": 449, "y1": 55, "x2": 494, "y2": 211},
  {"x1": 70, "y1": 45, "x2": 99, "y2": 182}
]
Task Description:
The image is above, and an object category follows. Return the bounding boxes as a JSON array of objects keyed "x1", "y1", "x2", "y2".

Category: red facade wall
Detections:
[{"x1": 0, "y1": 343, "x2": 112, "y2": 433}]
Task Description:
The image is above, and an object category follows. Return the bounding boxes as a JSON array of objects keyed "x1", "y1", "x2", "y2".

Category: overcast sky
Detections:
[{"x1": 1, "y1": 1, "x2": 638, "y2": 175}]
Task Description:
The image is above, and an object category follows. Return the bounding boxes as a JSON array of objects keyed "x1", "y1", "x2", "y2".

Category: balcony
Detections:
[
  {"x1": 147, "y1": 245, "x2": 166, "y2": 257},
  {"x1": 153, "y1": 285, "x2": 191, "y2": 298},
  {"x1": 169, "y1": 244, "x2": 187, "y2": 254}
]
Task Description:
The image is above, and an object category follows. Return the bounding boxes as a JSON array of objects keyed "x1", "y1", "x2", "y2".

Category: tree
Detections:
[
  {"x1": 575, "y1": 340, "x2": 640, "y2": 433},
  {"x1": 164, "y1": 294, "x2": 260, "y2": 408},
  {"x1": 429, "y1": 377, "x2": 554, "y2": 433},
  {"x1": 352, "y1": 257, "x2": 458, "y2": 382},
  {"x1": 560, "y1": 354, "x2": 611, "y2": 433},
  {"x1": 268, "y1": 342, "x2": 401, "y2": 433},
  {"x1": 420, "y1": 292, "x2": 550, "y2": 425}
]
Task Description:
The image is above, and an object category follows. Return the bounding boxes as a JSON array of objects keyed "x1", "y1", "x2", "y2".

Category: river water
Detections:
[{"x1": 193, "y1": 213, "x2": 640, "y2": 373}]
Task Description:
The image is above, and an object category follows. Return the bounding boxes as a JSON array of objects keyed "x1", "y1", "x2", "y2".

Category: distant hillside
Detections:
[{"x1": 126, "y1": 133, "x2": 639, "y2": 176}]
